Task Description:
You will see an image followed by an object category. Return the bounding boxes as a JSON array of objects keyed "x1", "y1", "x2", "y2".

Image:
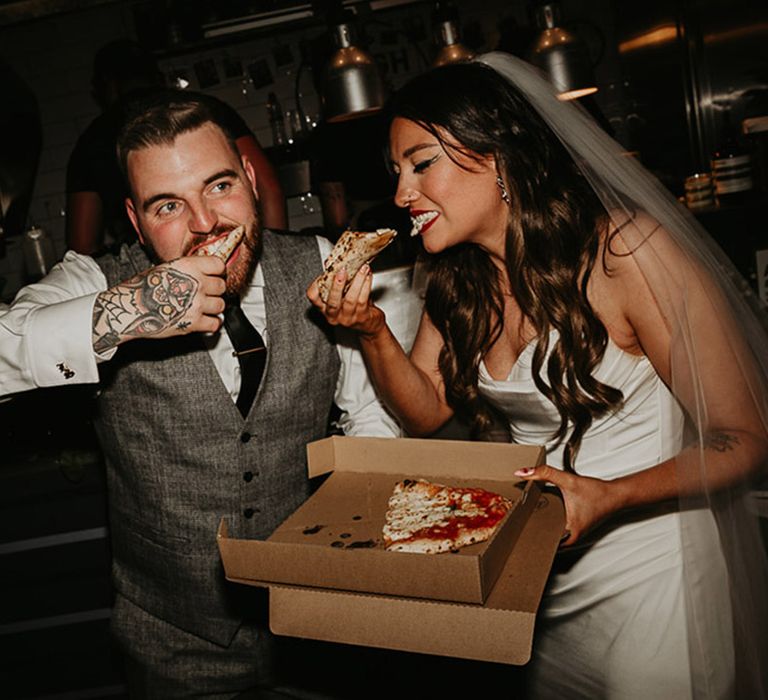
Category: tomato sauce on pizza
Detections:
[{"x1": 382, "y1": 478, "x2": 513, "y2": 554}]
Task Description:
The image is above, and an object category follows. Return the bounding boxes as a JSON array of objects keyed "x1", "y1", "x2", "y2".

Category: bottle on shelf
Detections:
[
  {"x1": 23, "y1": 225, "x2": 56, "y2": 282},
  {"x1": 266, "y1": 92, "x2": 287, "y2": 148}
]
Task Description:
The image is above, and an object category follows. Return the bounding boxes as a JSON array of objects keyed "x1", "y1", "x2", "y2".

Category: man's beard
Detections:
[
  {"x1": 142, "y1": 219, "x2": 262, "y2": 299},
  {"x1": 224, "y1": 221, "x2": 262, "y2": 297}
]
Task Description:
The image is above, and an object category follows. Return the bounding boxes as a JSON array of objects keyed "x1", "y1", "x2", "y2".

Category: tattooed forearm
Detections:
[
  {"x1": 704, "y1": 432, "x2": 740, "y2": 453},
  {"x1": 92, "y1": 294, "x2": 122, "y2": 353},
  {"x1": 92, "y1": 264, "x2": 199, "y2": 352}
]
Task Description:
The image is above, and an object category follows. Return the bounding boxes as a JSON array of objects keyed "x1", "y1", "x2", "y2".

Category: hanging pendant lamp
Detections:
[
  {"x1": 323, "y1": 20, "x2": 386, "y2": 122},
  {"x1": 529, "y1": 2, "x2": 598, "y2": 101}
]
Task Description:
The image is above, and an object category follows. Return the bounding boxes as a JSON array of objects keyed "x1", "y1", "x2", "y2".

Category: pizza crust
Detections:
[
  {"x1": 382, "y1": 478, "x2": 513, "y2": 554},
  {"x1": 316, "y1": 228, "x2": 397, "y2": 302},
  {"x1": 386, "y1": 527, "x2": 499, "y2": 554},
  {"x1": 194, "y1": 225, "x2": 245, "y2": 262}
]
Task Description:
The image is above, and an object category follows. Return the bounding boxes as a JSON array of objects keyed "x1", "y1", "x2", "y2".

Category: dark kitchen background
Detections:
[{"x1": 0, "y1": 0, "x2": 766, "y2": 697}]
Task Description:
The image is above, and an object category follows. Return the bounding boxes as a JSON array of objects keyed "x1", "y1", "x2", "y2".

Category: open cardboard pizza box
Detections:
[
  {"x1": 219, "y1": 436, "x2": 546, "y2": 604},
  {"x1": 218, "y1": 437, "x2": 566, "y2": 665}
]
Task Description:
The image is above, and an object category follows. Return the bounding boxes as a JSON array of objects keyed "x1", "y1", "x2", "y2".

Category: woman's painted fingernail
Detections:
[{"x1": 515, "y1": 467, "x2": 534, "y2": 476}]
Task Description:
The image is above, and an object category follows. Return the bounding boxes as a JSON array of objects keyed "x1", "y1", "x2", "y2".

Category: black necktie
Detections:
[{"x1": 223, "y1": 300, "x2": 266, "y2": 417}]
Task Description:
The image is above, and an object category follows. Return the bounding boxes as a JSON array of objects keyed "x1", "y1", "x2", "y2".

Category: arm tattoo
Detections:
[
  {"x1": 704, "y1": 431, "x2": 740, "y2": 453},
  {"x1": 93, "y1": 265, "x2": 199, "y2": 353}
]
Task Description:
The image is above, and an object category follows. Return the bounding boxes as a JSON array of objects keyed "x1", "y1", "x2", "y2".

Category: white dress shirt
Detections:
[{"x1": 0, "y1": 238, "x2": 424, "y2": 437}]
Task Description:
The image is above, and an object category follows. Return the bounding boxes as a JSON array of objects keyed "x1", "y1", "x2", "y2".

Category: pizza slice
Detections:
[
  {"x1": 194, "y1": 225, "x2": 245, "y2": 262},
  {"x1": 316, "y1": 228, "x2": 397, "y2": 302},
  {"x1": 382, "y1": 478, "x2": 514, "y2": 554}
]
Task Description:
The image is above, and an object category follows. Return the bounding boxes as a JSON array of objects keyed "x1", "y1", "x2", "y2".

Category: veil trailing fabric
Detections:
[{"x1": 478, "y1": 52, "x2": 768, "y2": 697}]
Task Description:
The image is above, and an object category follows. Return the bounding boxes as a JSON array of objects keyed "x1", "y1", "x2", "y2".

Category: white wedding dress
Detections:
[{"x1": 478, "y1": 332, "x2": 734, "y2": 699}]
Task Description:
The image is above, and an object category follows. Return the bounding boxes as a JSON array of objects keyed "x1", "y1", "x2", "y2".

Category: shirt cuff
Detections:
[{"x1": 25, "y1": 293, "x2": 105, "y2": 387}]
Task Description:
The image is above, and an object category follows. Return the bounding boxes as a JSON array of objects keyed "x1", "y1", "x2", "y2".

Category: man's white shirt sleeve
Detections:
[
  {"x1": 0, "y1": 251, "x2": 108, "y2": 395},
  {"x1": 0, "y1": 239, "x2": 426, "y2": 435}
]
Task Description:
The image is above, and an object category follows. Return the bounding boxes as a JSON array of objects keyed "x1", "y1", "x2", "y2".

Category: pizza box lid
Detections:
[
  {"x1": 263, "y1": 486, "x2": 564, "y2": 666},
  {"x1": 217, "y1": 437, "x2": 546, "y2": 605}
]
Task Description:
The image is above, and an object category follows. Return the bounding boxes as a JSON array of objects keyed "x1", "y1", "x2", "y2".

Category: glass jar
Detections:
[{"x1": 684, "y1": 172, "x2": 715, "y2": 211}]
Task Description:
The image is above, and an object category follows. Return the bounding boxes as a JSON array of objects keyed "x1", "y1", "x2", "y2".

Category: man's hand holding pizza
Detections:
[{"x1": 92, "y1": 255, "x2": 227, "y2": 354}]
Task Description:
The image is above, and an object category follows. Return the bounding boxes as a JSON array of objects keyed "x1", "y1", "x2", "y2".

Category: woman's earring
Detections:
[{"x1": 496, "y1": 175, "x2": 510, "y2": 205}]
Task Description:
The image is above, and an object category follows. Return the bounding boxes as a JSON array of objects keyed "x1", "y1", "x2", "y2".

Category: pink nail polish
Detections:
[{"x1": 515, "y1": 467, "x2": 534, "y2": 476}]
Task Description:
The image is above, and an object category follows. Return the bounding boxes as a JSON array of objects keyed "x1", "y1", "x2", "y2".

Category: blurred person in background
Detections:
[{"x1": 0, "y1": 55, "x2": 42, "y2": 248}]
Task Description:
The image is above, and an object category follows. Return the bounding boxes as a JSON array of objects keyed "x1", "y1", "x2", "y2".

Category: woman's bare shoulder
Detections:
[
  {"x1": 602, "y1": 208, "x2": 685, "y2": 261},
  {"x1": 591, "y1": 211, "x2": 670, "y2": 353}
]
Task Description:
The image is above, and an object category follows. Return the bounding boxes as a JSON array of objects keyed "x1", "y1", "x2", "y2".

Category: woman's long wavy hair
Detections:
[{"x1": 386, "y1": 62, "x2": 624, "y2": 471}]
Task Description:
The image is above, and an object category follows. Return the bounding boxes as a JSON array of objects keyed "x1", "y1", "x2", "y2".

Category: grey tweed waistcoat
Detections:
[{"x1": 94, "y1": 232, "x2": 340, "y2": 645}]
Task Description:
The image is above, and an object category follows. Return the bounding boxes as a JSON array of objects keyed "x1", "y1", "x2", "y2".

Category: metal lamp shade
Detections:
[
  {"x1": 433, "y1": 20, "x2": 475, "y2": 67},
  {"x1": 530, "y1": 4, "x2": 597, "y2": 101},
  {"x1": 324, "y1": 23, "x2": 385, "y2": 123}
]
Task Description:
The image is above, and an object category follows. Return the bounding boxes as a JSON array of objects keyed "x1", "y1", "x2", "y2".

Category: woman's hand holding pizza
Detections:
[
  {"x1": 307, "y1": 264, "x2": 387, "y2": 339},
  {"x1": 514, "y1": 465, "x2": 620, "y2": 546}
]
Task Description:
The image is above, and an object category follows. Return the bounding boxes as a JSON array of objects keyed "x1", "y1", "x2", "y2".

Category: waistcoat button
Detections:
[
  {"x1": 240, "y1": 432, "x2": 251, "y2": 443},
  {"x1": 243, "y1": 471, "x2": 253, "y2": 482},
  {"x1": 244, "y1": 507, "x2": 255, "y2": 518}
]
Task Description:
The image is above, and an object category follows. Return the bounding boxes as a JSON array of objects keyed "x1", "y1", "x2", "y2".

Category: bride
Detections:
[{"x1": 307, "y1": 52, "x2": 768, "y2": 698}]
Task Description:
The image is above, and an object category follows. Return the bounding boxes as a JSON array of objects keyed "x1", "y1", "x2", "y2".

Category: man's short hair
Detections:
[{"x1": 116, "y1": 90, "x2": 239, "y2": 178}]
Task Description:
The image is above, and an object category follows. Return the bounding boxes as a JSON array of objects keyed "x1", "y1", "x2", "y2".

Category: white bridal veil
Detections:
[{"x1": 478, "y1": 51, "x2": 768, "y2": 697}]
